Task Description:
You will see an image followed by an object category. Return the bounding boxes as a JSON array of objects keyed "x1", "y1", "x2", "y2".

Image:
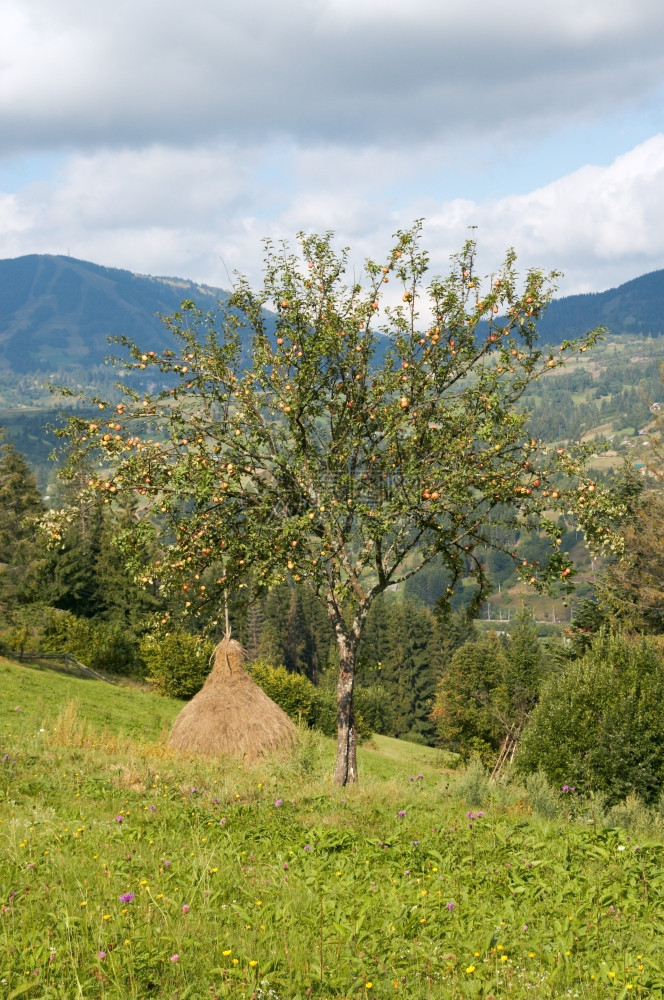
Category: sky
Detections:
[{"x1": 1, "y1": 0, "x2": 664, "y2": 295}]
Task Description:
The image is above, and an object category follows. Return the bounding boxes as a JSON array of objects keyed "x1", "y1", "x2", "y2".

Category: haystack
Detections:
[{"x1": 168, "y1": 637, "x2": 297, "y2": 760}]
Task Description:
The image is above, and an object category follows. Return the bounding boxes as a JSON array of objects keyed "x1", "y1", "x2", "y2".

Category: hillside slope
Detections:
[{"x1": 0, "y1": 254, "x2": 226, "y2": 373}]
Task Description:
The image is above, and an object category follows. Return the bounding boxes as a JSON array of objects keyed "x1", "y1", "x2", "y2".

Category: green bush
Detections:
[
  {"x1": 249, "y1": 662, "x2": 319, "y2": 726},
  {"x1": 140, "y1": 630, "x2": 215, "y2": 698},
  {"x1": 43, "y1": 612, "x2": 142, "y2": 676},
  {"x1": 517, "y1": 631, "x2": 664, "y2": 804}
]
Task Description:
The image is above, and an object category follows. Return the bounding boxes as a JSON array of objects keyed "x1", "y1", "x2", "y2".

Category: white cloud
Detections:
[
  {"x1": 2, "y1": 0, "x2": 664, "y2": 153},
  {"x1": 1, "y1": 136, "x2": 663, "y2": 296}
]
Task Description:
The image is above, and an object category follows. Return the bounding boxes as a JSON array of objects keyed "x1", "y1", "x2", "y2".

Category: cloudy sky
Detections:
[{"x1": 1, "y1": 0, "x2": 663, "y2": 294}]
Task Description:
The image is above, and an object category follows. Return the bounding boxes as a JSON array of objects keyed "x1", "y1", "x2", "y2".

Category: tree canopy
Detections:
[{"x1": 47, "y1": 222, "x2": 625, "y2": 783}]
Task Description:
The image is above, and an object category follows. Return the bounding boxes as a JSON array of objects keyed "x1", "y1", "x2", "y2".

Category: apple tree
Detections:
[{"x1": 47, "y1": 223, "x2": 625, "y2": 784}]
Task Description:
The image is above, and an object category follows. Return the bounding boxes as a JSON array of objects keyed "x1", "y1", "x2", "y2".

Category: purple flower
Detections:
[
  {"x1": 466, "y1": 811, "x2": 475, "y2": 820},
  {"x1": 412, "y1": 840, "x2": 419, "y2": 846},
  {"x1": 446, "y1": 901, "x2": 455, "y2": 911},
  {"x1": 409, "y1": 776, "x2": 414, "y2": 782},
  {"x1": 115, "y1": 815, "x2": 123, "y2": 823},
  {"x1": 1, "y1": 754, "x2": 8, "y2": 762},
  {"x1": 397, "y1": 810, "x2": 406, "y2": 818},
  {"x1": 170, "y1": 953, "x2": 180, "y2": 963},
  {"x1": 182, "y1": 904, "x2": 190, "y2": 914},
  {"x1": 275, "y1": 799, "x2": 283, "y2": 807},
  {"x1": 219, "y1": 818, "x2": 227, "y2": 825},
  {"x1": 304, "y1": 844, "x2": 313, "y2": 851},
  {"x1": 283, "y1": 862, "x2": 289, "y2": 870},
  {"x1": 404, "y1": 869, "x2": 411, "y2": 876},
  {"x1": 97, "y1": 951, "x2": 106, "y2": 960},
  {"x1": 476, "y1": 811, "x2": 484, "y2": 818},
  {"x1": 164, "y1": 860, "x2": 171, "y2": 867},
  {"x1": 213, "y1": 797, "x2": 220, "y2": 804},
  {"x1": 149, "y1": 805, "x2": 156, "y2": 812},
  {"x1": 120, "y1": 892, "x2": 135, "y2": 903},
  {"x1": 562, "y1": 785, "x2": 570, "y2": 793},
  {"x1": 523, "y1": 924, "x2": 529, "y2": 931},
  {"x1": 417, "y1": 774, "x2": 424, "y2": 780},
  {"x1": 191, "y1": 787, "x2": 197, "y2": 794}
]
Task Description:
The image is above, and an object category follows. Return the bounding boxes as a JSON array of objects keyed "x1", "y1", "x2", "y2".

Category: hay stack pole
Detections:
[{"x1": 168, "y1": 637, "x2": 297, "y2": 760}]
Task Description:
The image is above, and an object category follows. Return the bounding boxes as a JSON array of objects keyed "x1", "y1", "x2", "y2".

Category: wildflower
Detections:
[
  {"x1": 609, "y1": 972, "x2": 616, "y2": 979},
  {"x1": 275, "y1": 799, "x2": 283, "y2": 807},
  {"x1": 80, "y1": 901, "x2": 87, "y2": 907},
  {"x1": 365, "y1": 982, "x2": 373, "y2": 989},
  {"x1": 249, "y1": 960, "x2": 258, "y2": 967},
  {"x1": 283, "y1": 862, "x2": 289, "y2": 870},
  {"x1": 501, "y1": 955, "x2": 508, "y2": 962},
  {"x1": 164, "y1": 860, "x2": 171, "y2": 867},
  {"x1": 149, "y1": 805, "x2": 156, "y2": 812},
  {"x1": 103, "y1": 914, "x2": 110, "y2": 921},
  {"x1": 417, "y1": 774, "x2": 424, "y2": 779},
  {"x1": 466, "y1": 966, "x2": 475, "y2": 974},
  {"x1": 617, "y1": 845, "x2": 626, "y2": 852},
  {"x1": 223, "y1": 949, "x2": 232, "y2": 956},
  {"x1": 220, "y1": 818, "x2": 227, "y2": 825},
  {"x1": 182, "y1": 904, "x2": 190, "y2": 914},
  {"x1": 232, "y1": 958, "x2": 239, "y2": 965},
  {"x1": 562, "y1": 785, "x2": 569, "y2": 792},
  {"x1": 446, "y1": 901, "x2": 455, "y2": 911},
  {"x1": 397, "y1": 810, "x2": 406, "y2": 818},
  {"x1": 115, "y1": 815, "x2": 123, "y2": 823},
  {"x1": 409, "y1": 776, "x2": 414, "y2": 782},
  {"x1": 304, "y1": 844, "x2": 313, "y2": 851},
  {"x1": 170, "y1": 954, "x2": 180, "y2": 963},
  {"x1": 97, "y1": 951, "x2": 106, "y2": 960},
  {"x1": 120, "y1": 893, "x2": 135, "y2": 903}
]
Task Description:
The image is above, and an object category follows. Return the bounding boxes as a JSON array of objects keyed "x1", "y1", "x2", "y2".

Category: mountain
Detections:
[
  {"x1": 2, "y1": 253, "x2": 664, "y2": 377},
  {"x1": 533, "y1": 269, "x2": 664, "y2": 344},
  {"x1": 0, "y1": 254, "x2": 227, "y2": 374}
]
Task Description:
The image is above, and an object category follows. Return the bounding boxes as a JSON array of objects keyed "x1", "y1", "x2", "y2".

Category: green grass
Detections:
[{"x1": 2, "y1": 658, "x2": 664, "y2": 999}]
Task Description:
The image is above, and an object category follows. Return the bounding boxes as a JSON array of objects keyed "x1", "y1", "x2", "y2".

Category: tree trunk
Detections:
[{"x1": 333, "y1": 635, "x2": 358, "y2": 786}]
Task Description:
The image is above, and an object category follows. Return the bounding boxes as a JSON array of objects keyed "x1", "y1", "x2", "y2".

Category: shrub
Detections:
[
  {"x1": 140, "y1": 630, "x2": 215, "y2": 698},
  {"x1": 517, "y1": 631, "x2": 664, "y2": 804},
  {"x1": 248, "y1": 662, "x2": 319, "y2": 726},
  {"x1": 44, "y1": 612, "x2": 142, "y2": 676}
]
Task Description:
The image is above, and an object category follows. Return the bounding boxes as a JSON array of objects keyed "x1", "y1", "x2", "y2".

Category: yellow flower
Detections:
[
  {"x1": 103, "y1": 914, "x2": 110, "y2": 921},
  {"x1": 255, "y1": 900, "x2": 263, "y2": 906},
  {"x1": 501, "y1": 955, "x2": 508, "y2": 963},
  {"x1": 140, "y1": 879, "x2": 148, "y2": 885},
  {"x1": 474, "y1": 952, "x2": 480, "y2": 958},
  {"x1": 336, "y1": 871, "x2": 342, "y2": 876},
  {"x1": 223, "y1": 950, "x2": 232, "y2": 957},
  {"x1": 124, "y1": 939, "x2": 131, "y2": 946},
  {"x1": 249, "y1": 960, "x2": 258, "y2": 968},
  {"x1": 528, "y1": 952, "x2": 535, "y2": 958},
  {"x1": 232, "y1": 958, "x2": 239, "y2": 966},
  {"x1": 496, "y1": 944, "x2": 504, "y2": 951},
  {"x1": 627, "y1": 985, "x2": 634, "y2": 991},
  {"x1": 365, "y1": 983, "x2": 373, "y2": 990},
  {"x1": 80, "y1": 901, "x2": 87, "y2": 908},
  {"x1": 211, "y1": 868, "x2": 218, "y2": 873},
  {"x1": 421, "y1": 890, "x2": 428, "y2": 896},
  {"x1": 466, "y1": 966, "x2": 475, "y2": 974},
  {"x1": 157, "y1": 893, "x2": 164, "y2": 899},
  {"x1": 609, "y1": 971, "x2": 616, "y2": 979}
]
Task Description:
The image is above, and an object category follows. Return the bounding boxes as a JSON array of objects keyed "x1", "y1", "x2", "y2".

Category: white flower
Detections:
[{"x1": 617, "y1": 845, "x2": 626, "y2": 851}]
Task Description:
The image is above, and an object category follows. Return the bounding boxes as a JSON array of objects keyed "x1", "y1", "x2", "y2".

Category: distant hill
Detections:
[
  {"x1": 0, "y1": 254, "x2": 227, "y2": 374},
  {"x1": 2, "y1": 253, "x2": 664, "y2": 377},
  {"x1": 534, "y1": 269, "x2": 664, "y2": 344}
]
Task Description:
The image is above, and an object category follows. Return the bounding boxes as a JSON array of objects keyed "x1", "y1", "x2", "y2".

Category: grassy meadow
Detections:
[{"x1": 2, "y1": 656, "x2": 664, "y2": 1000}]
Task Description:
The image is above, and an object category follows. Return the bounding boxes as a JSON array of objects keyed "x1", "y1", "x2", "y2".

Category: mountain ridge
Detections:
[{"x1": 2, "y1": 252, "x2": 664, "y2": 376}]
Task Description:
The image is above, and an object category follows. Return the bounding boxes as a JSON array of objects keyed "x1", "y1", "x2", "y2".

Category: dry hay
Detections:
[{"x1": 168, "y1": 637, "x2": 297, "y2": 761}]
